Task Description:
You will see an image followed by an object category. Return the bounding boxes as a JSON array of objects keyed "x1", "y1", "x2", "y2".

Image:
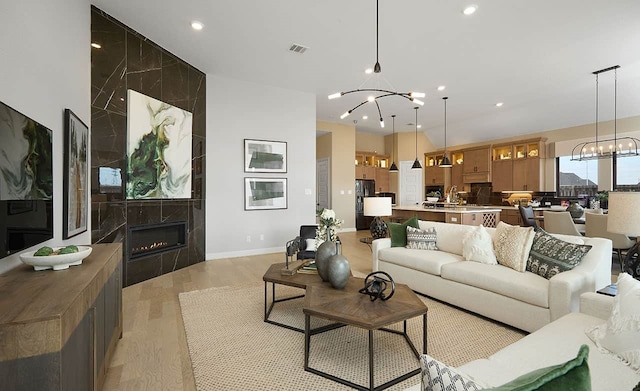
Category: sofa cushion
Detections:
[
  {"x1": 407, "y1": 226, "x2": 438, "y2": 250},
  {"x1": 526, "y1": 229, "x2": 592, "y2": 279},
  {"x1": 462, "y1": 225, "x2": 498, "y2": 265},
  {"x1": 420, "y1": 354, "x2": 482, "y2": 391},
  {"x1": 586, "y1": 272, "x2": 640, "y2": 371},
  {"x1": 378, "y1": 247, "x2": 463, "y2": 276},
  {"x1": 441, "y1": 261, "x2": 549, "y2": 308},
  {"x1": 493, "y1": 222, "x2": 535, "y2": 272},
  {"x1": 388, "y1": 216, "x2": 419, "y2": 247},
  {"x1": 484, "y1": 345, "x2": 590, "y2": 391}
]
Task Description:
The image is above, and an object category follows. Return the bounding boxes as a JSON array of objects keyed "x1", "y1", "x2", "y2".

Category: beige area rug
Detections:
[{"x1": 179, "y1": 283, "x2": 525, "y2": 391}]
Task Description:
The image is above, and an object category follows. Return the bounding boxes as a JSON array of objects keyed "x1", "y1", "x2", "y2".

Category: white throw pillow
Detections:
[
  {"x1": 305, "y1": 238, "x2": 321, "y2": 251},
  {"x1": 492, "y1": 221, "x2": 535, "y2": 272},
  {"x1": 586, "y1": 273, "x2": 640, "y2": 371},
  {"x1": 462, "y1": 225, "x2": 497, "y2": 265}
]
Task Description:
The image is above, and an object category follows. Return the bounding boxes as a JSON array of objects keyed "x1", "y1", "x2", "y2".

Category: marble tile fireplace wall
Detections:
[{"x1": 90, "y1": 7, "x2": 206, "y2": 286}]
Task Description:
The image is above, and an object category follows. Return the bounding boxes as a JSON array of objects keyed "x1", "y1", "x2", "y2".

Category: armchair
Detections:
[{"x1": 285, "y1": 225, "x2": 318, "y2": 270}]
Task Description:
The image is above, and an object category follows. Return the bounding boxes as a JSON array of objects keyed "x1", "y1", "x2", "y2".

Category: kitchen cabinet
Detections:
[
  {"x1": 462, "y1": 147, "x2": 491, "y2": 183},
  {"x1": 450, "y1": 151, "x2": 464, "y2": 188},
  {"x1": 375, "y1": 167, "x2": 389, "y2": 192},
  {"x1": 424, "y1": 152, "x2": 446, "y2": 185},
  {"x1": 355, "y1": 165, "x2": 376, "y2": 180},
  {"x1": 492, "y1": 159, "x2": 514, "y2": 192},
  {"x1": 0, "y1": 244, "x2": 122, "y2": 391},
  {"x1": 513, "y1": 157, "x2": 542, "y2": 191},
  {"x1": 501, "y1": 208, "x2": 522, "y2": 226}
]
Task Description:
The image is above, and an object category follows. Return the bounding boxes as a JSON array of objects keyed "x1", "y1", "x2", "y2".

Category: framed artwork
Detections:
[
  {"x1": 63, "y1": 109, "x2": 89, "y2": 238},
  {"x1": 244, "y1": 139, "x2": 287, "y2": 173},
  {"x1": 127, "y1": 89, "x2": 192, "y2": 199},
  {"x1": 244, "y1": 178, "x2": 287, "y2": 210}
]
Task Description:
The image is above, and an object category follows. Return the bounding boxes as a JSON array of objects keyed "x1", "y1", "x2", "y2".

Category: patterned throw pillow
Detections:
[
  {"x1": 526, "y1": 228, "x2": 592, "y2": 279},
  {"x1": 492, "y1": 221, "x2": 535, "y2": 272},
  {"x1": 406, "y1": 226, "x2": 438, "y2": 250},
  {"x1": 420, "y1": 354, "x2": 481, "y2": 391}
]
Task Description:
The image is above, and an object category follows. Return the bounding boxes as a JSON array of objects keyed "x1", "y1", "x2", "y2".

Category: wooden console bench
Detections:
[{"x1": 0, "y1": 243, "x2": 123, "y2": 390}]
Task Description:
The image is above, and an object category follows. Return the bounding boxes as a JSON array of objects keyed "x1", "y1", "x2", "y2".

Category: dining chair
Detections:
[
  {"x1": 585, "y1": 212, "x2": 635, "y2": 269},
  {"x1": 518, "y1": 205, "x2": 537, "y2": 228},
  {"x1": 542, "y1": 211, "x2": 582, "y2": 236}
]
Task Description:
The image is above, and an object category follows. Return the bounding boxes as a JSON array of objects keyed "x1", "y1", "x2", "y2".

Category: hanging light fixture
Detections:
[
  {"x1": 440, "y1": 97, "x2": 453, "y2": 168},
  {"x1": 389, "y1": 115, "x2": 399, "y2": 172},
  {"x1": 571, "y1": 65, "x2": 640, "y2": 161},
  {"x1": 328, "y1": 0, "x2": 424, "y2": 127},
  {"x1": 412, "y1": 107, "x2": 422, "y2": 170}
]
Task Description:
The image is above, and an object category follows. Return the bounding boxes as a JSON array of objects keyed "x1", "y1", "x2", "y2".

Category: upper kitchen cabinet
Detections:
[
  {"x1": 424, "y1": 152, "x2": 446, "y2": 185},
  {"x1": 462, "y1": 146, "x2": 491, "y2": 183}
]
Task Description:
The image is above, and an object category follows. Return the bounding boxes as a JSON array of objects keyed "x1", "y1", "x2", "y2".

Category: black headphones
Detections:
[{"x1": 359, "y1": 271, "x2": 395, "y2": 301}]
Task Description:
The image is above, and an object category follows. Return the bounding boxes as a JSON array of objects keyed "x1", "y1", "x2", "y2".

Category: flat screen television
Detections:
[{"x1": 0, "y1": 100, "x2": 54, "y2": 258}]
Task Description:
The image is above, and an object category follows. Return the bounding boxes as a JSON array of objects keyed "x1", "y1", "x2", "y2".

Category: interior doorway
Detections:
[
  {"x1": 316, "y1": 157, "x2": 330, "y2": 211},
  {"x1": 399, "y1": 160, "x2": 423, "y2": 206}
]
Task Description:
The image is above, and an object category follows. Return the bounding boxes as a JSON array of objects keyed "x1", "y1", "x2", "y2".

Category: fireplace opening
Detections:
[{"x1": 128, "y1": 221, "x2": 187, "y2": 260}]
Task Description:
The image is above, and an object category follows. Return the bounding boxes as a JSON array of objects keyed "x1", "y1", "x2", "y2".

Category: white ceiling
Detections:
[{"x1": 92, "y1": 0, "x2": 640, "y2": 148}]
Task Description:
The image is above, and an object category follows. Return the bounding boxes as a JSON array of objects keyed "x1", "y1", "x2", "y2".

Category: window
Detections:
[
  {"x1": 557, "y1": 156, "x2": 598, "y2": 197},
  {"x1": 615, "y1": 155, "x2": 640, "y2": 191}
]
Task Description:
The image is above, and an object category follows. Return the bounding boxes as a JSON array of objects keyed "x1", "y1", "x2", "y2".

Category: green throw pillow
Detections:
[
  {"x1": 485, "y1": 344, "x2": 591, "y2": 391},
  {"x1": 387, "y1": 216, "x2": 419, "y2": 247}
]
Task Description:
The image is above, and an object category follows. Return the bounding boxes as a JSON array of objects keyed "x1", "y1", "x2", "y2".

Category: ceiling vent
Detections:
[{"x1": 289, "y1": 43, "x2": 308, "y2": 54}]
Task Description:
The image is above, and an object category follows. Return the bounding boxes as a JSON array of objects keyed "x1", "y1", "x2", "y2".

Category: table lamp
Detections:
[
  {"x1": 606, "y1": 191, "x2": 640, "y2": 278},
  {"x1": 364, "y1": 197, "x2": 393, "y2": 239}
]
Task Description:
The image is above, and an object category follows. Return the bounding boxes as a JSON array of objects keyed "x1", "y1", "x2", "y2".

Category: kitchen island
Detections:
[{"x1": 392, "y1": 205, "x2": 501, "y2": 227}]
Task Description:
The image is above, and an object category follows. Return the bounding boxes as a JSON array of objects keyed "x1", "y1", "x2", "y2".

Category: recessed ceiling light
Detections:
[
  {"x1": 463, "y1": 5, "x2": 478, "y2": 15},
  {"x1": 191, "y1": 21, "x2": 204, "y2": 31},
  {"x1": 437, "y1": 85, "x2": 446, "y2": 91},
  {"x1": 365, "y1": 68, "x2": 373, "y2": 74},
  {"x1": 417, "y1": 125, "x2": 422, "y2": 129},
  {"x1": 91, "y1": 42, "x2": 102, "y2": 49},
  {"x1": 362, "y1": 115, "x2": 368, "y2": 120},
  {"x1": 496, "y1": 102, "x2": 504, "y2": 107}
]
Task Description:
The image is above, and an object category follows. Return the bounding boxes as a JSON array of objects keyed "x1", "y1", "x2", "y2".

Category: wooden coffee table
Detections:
[
  {"x1": 263, "y1": 262, "x2": 342, "y2": 333},
  {"x1": 303, "y1": 277, "x2": 428, "y2": 391}
]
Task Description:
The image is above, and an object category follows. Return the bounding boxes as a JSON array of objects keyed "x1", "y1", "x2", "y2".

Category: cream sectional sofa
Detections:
[
  {"x1": 373, "y1": 220, "x2": 613, "y2": 332},
  {"x1": 406, "y1": 292, "x2": 640, "y2": 390}
]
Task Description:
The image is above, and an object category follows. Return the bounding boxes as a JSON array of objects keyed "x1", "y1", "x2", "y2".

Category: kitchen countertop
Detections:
[{"x1": 393, "y1": 205, "x2": 502, "y2": 213}]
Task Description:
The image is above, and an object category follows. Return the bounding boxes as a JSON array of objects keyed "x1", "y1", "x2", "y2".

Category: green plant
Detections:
[
  {"x1": 595, "y1": 191, "x2": 609, "y2": 201},
  {"x1": 426, "y1": 191, "x2": 441, "y2": 198}
]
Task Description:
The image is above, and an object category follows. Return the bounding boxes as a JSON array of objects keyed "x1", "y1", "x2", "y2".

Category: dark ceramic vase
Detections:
[
  {"x1": 567, "y1": 201, "x2": 584, "y2": 219},
  {"x1": 315, "y1": 229, "x2": 336, "y2": 281},
  {"x1": 327, "y1": 241, "x2": 350, "y2": 289}
]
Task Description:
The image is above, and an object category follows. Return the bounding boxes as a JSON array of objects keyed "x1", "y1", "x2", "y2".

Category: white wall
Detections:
[
  {"x1": 0, "y1": 0, "x2": 91, "y2": 273},
  {"x1": 206, "y1": 75, "x2": 316, "y2": 259}
]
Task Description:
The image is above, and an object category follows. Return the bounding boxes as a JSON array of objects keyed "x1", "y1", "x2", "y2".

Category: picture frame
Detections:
[
  {"x1": 244, "y1": 178, "x2": 287, "y2": 210},
  {"x1": 244, "y1": 139, "x2": 287, "y2": 173},
  {"x1": 63, "y1": 109, "x2": 89, "y2": 238}
]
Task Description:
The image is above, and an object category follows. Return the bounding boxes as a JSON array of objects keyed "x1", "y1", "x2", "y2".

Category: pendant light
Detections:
[
  {"x1": 328, "y1": 0, "x2": 424, "y2": 126},
  {"x1": 389, "y1": 115, "x2": 399, "y2": 172},
  {"x1": 571, "y1": 65, "x2": 640, "y2": 161},
  {"x1": 440, "y1": 97, "x2": 453, "y2": 168},
  {"x1": 411, "y1": 106, "x2": 422, "y2": 170}
]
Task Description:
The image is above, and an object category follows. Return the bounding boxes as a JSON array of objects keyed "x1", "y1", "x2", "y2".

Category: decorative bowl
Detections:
[
  {"x1": 20, "y1": 246, "x2": 92, "y2": 271},
  {"x1": 426, "y1": 197, "x2": 439, "y2": 203}
]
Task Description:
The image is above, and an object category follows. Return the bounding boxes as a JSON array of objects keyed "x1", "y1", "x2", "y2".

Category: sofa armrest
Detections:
[
  {"x1": 547, "y1": 236, "x2": 613, "y2": 321},
  {"x1": 372, "y1": 238, "x2": 391, "y2": 271},
  {"x1": 580, "y1": 292, "x2": 614, "y2": 320}
]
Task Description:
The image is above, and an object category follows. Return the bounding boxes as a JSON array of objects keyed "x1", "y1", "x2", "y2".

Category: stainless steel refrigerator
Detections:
[{"x1": 355, "y1": 179, "x2": 376, "y2": 230}]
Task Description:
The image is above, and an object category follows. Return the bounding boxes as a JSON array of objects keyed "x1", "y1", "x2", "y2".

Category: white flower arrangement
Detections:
[{"x1": 316, "y1": 208, "x2": 343, "y2": 243}]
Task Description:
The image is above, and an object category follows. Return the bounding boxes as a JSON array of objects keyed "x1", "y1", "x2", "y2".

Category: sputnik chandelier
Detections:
[{"x1": 328, "y1": 0, "x2": 424, "y2": 128}]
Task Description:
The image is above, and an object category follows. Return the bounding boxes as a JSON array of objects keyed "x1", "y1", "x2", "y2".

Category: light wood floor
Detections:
[{"x1": 102, "y1": 230, "x2": 375, "y2": 391}]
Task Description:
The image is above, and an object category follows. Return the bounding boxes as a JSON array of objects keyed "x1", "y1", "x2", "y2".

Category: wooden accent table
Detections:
[
  {"x1": 0, "y1": 243, "x2": 122, "y2": 391},
  {"x1": 303, "y1": 278, "x2": 428, "y2": 391}
]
